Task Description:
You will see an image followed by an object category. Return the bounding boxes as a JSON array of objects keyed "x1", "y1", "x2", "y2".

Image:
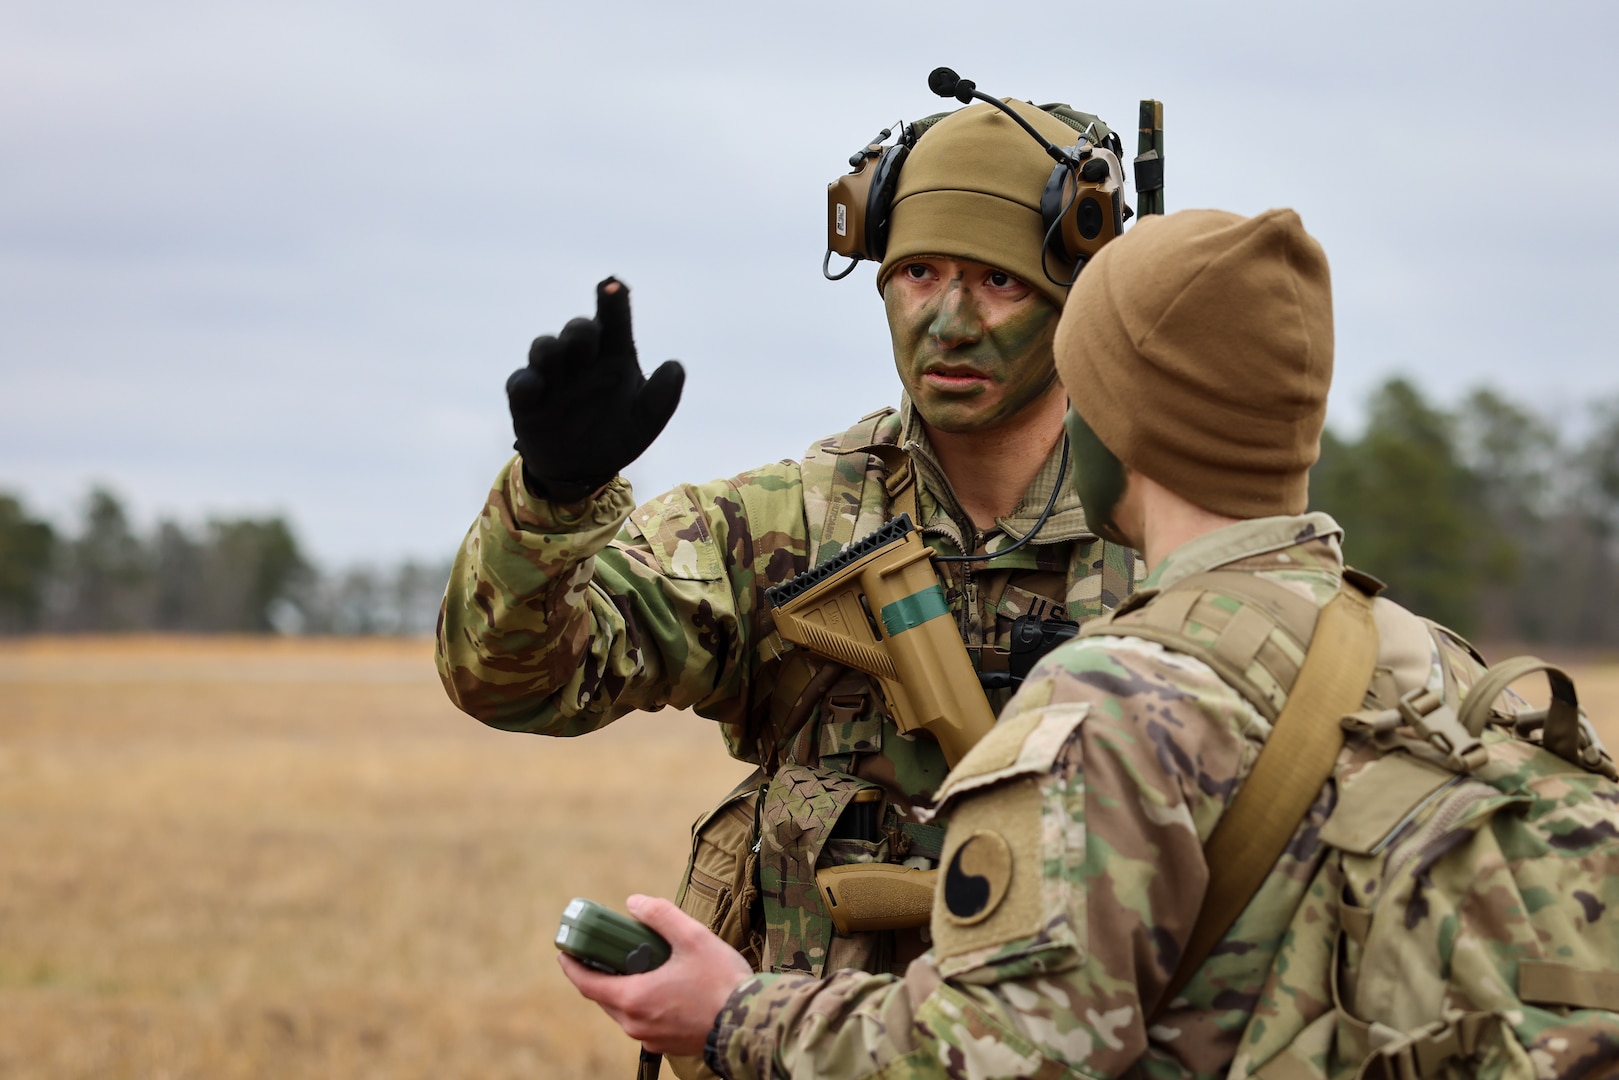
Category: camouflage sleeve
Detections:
[
  {"x1": 710, "y1": 637, "x2": 1268, "y2": 1079},
  {"x1": 711, "y1": 969, "x2": 931, "y2": 1080},
  {"x1": 435, "y1": 455, "x2": 808, "y2": 736}
]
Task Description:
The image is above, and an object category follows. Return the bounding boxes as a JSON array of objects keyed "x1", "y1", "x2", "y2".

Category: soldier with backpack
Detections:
[{"x1": 562, "y1": 207, "x2": 1619, "y2": 1079}]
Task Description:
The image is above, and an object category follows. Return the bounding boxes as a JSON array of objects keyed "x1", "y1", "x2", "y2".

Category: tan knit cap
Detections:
[
  {"x1": 877, "y1": 100, "x2": 1083, "y2": 310},
  {"x1": 1054, "y1": 208, "x2": 1333, "y2": 518}
]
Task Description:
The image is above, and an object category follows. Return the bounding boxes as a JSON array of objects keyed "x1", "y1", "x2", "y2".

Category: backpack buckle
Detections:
[
  {"x1": 1362, "y1": 1012, "x2": 1498, "y2": 1080},
  {"x1": 1399, "y1": 687, "x2": 1488, "y2": 772},
  {"x1": 1342, "y1": 706, "x2": 1402, "y2": 740}
]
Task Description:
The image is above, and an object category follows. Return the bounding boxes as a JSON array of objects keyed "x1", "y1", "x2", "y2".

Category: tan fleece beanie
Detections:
[
  {"x1": 877, "y1": 100, "x2": 1084, "y2": 310},
  {"x1": 1054, "y1": 208, "x2": 1333, "y2": 518}
]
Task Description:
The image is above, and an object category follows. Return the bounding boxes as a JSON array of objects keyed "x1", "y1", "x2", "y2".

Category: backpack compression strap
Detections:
[
  {"x1": 1154, "y1": 578, "x2": 1379, "y2": 1018},
  {"x1": 1457, "y1": 655, "x2": 1617, "y2": 780}
]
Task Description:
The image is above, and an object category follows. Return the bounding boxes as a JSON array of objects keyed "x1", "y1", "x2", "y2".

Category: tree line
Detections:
[
  {"x1": 0, "y1": 487, "x2": 449, "y2": 636},
  {"x1": 1313, "y1": 378, "x2": 1619, "y2": 645},
  {"x1": 4, "y1": 376, "x2": 1618, "y2": 643}
]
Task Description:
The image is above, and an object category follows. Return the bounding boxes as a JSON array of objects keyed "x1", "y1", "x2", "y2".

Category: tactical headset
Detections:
[{"x1": 825, "y1": 68, "x2": 1133, "y2": 287}]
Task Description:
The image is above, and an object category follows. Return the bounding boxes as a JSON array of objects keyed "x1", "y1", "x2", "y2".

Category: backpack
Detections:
[{"x1": 1083, "y1": 570, "x2": 1619, "y2": 1079}]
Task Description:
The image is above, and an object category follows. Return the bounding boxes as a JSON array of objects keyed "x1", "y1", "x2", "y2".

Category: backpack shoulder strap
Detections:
[
  {"x1": 1088, "y1": 571, "x2": 1381, "y2": 1017},
  {"x1": 1162, "y1": 578, "x2": 1378, "y2": 1012}
]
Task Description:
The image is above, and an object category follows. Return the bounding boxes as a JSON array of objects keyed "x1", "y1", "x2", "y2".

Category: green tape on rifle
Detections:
[{"x1": 881, "y1": 586, "x2": 951, "y2": 636}]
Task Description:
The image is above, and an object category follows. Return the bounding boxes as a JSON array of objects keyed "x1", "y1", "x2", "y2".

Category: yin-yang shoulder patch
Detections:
[{"x1": 943, "y1": 830, "x2": 1013, "y2": 925}]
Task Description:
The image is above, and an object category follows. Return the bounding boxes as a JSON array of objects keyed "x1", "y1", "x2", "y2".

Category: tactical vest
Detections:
[
  {"x1": 1080, "y1": 568, "x2": 1619, "y2": 1079},
  {"x1": 675, "y1": 407, "x2": 1136, "y2": 978}
]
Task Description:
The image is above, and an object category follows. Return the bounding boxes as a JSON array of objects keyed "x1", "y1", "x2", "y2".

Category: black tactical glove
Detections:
[{"x1": 506, "y1": 277, "x2": 685, "y2": 502}]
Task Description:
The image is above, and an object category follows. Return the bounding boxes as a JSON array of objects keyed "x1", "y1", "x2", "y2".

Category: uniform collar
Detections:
[
  {"x1": 896, "y1": 395, "x2": 1094, "y2": 549},
  {"x1": 1144, "y1": 512, "x2": 1345, "y2": 591}
]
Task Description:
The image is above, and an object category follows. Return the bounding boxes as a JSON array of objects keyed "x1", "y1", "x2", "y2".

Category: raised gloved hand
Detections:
[{"x1": 506, "y1": 278, "x2": 685, "y2": 502}]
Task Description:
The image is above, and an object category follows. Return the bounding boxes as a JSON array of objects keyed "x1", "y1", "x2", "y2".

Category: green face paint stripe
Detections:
[
  {"x1": 1064, "y1": 406, "x2": 1128, "y2": 543},
  {"x1": 880, "y1": 587, "x2": 951, "y2": 636}
]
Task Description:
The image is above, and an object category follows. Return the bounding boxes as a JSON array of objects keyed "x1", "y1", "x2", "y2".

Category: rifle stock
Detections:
[{"x1": 765, "y1": 515, "x2": 996, "y2": 768}]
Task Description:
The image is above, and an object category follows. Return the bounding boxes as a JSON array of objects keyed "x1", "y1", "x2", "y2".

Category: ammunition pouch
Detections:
[
  {"x1": 674, "y1": 769, "x2": 766, "y2": 968},
  {"x1": 755, "y1": 763, "x2": 894, "y2": 977},
  {"x1": 667, "y1": 771, "x2": 771, "y2": 1080}
]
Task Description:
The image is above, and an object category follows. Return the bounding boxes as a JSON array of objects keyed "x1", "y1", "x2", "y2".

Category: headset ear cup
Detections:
[
  {"x1": 1039, "y1": 163, "x2": 1074, "y2": 267},
  {"x1": 1043, "y1": 149, "x2": 1126, "y2": 276},
  {"x1": 864, "y1": 144, "x2": 909, "y2": 263},
  {"x1": 1063, "y1": 188, "x2": 1113, "y2": 262},
  {"x1": 1076, "y1": 196, "x2": 1105, "y2": 242}
]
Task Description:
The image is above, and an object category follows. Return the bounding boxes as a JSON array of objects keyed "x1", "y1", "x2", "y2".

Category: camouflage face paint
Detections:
[
  {"x1": 884, "y1": 260, "x2": 1061, "y2": 436},
  {"x1": 1064, "y1": 407, "x2": 1132, "y2": 547}
]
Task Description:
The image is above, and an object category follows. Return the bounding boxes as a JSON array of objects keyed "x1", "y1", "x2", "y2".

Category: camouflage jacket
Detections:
[
  {"x1": 707, "y1": 512, "x2": 1534, "y2": 1079},
  {"x1": 437, "y1": 398, "x2": 1137, "y2": 979}
]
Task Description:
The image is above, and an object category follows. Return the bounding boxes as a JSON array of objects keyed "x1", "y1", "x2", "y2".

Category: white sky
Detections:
[{"x1": 2, "y1": 0, "x2": 1616, "y2": 564}]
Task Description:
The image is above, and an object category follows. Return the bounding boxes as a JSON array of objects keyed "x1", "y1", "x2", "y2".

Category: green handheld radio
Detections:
[{"x1": 555, "y1": 898, "x2": 671, "y2": 975}]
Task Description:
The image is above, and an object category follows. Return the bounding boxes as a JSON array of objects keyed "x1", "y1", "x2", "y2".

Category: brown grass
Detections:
[
  {"x1": 0, "y1": 636, "x2": 753, "y2": 1079},
  {"x1": 2, "y1": 637, "x2": 1617, "y2": 1079}
]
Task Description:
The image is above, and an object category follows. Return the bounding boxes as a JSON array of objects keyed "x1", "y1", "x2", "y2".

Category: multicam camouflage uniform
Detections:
[
  {"x1": 706, "y1": 512, "x2": 1619, "y2": 1079},
  {"x1": 437, "y1": 397, "x2": 1138, "y2": 981}
]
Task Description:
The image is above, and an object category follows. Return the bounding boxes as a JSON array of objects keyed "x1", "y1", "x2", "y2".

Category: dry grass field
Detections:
[
  {"x1": 0, "y1": 636, "x2": 753, "y2": 1080},
  {"x1": 2, "y1": 636, "x2": 1617, "y2": 1079}
]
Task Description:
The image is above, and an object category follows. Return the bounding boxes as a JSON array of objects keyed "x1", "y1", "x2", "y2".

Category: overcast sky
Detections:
[{"x1": 3, "y1": 0, "x2": 1616, "y2": 566}]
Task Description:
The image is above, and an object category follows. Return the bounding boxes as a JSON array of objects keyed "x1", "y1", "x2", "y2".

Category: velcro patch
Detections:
[
  {"x1": 929, "y1": 685, "x2": 1089, "y2": 812},
  {"x1": 933, "y1": 778, "x2": 1044, "y2": 962}
]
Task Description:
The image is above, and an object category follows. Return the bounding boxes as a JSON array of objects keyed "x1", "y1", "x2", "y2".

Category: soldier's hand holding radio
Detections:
[
  {"x1": 506, "y1": 277, "x2": 685, "y2": 503},
  {"x1": 557, "y1": 894, "x2": 752, "y2": 1058}
]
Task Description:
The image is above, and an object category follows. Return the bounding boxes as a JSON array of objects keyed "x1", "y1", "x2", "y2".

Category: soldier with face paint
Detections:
[{"x1": 436, "y1": 97, "x2": 1140, "y2": 1078}]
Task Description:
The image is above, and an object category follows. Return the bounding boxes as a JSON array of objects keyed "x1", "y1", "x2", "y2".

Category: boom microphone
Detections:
[
  {"x1": 928, "y1": 66, "x2": 973, "y2": 103},
  {"x1": 926, "y1": 66, "x2": 1072, "y2": 165}
]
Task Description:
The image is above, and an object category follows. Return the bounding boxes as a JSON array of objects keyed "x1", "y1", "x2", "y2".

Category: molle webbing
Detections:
[
  {"x1": 1080, "y1": 571, "x2": 1323, "y2": 722},
  {"x1": 899, "y1": 821, "x2": 947, "y2": 860}
]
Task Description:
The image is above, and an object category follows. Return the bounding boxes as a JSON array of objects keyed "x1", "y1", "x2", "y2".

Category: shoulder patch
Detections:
[
  {"x1": 933, "y1": 778, "x2": 1049, "y2": 966},
  {"x1": 942, "y1": 830, "x2": 1014, "y2": 925},
  {"x1": 928, "y1": 684, "x2": 1090, "y2": 980}
]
